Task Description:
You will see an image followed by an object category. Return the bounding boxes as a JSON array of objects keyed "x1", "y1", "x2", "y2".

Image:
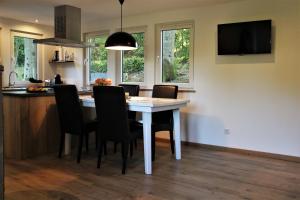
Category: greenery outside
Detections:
[
  {"x1": 122, "y1": 32, "x2": 144, "y2": 82},
  {"x1": 89, "y1": 35, "x2": 108, "y2": 82},
  {"x1": 14, "y1": 36, "x2": 37, "y2": 81},
  {"x1": 162, "y1": 28, "x2": 191, "y2": 83}
]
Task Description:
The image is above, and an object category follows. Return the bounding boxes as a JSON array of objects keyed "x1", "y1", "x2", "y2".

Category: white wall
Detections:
[
  {"x1": 53, "y1": 47, "x2": 84, "y2": 87},
  {"x1": 81, "y1": 0, "x2": 300, "y2": 157}
]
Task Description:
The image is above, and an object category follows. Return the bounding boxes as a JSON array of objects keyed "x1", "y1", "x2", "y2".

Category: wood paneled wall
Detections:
[{"x1": 3, "y1": 96, "x2": 60, "y2": 159}]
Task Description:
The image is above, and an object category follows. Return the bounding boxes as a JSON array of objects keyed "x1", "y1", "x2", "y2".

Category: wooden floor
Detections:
[{"x1": 4, "y1": 142, "x2": 300, "y2": 200}]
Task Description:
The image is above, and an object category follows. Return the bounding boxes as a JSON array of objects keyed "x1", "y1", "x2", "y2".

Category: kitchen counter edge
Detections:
[{"x1": 2, "y1": 90, "x2": 92, "y2": 97}]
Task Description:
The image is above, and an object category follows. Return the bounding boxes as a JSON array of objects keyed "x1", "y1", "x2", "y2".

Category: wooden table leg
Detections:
[
  {"x1": 142, "y1": 112, "x2": 152, "y2": 175},
  {"x1": 173, "y1": 109, "x2": 181, "y2": 160}
]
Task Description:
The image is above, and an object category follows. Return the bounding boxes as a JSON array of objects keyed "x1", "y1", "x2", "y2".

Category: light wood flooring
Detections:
[{"x1": 4, "y1": 142, "x2": 300, "y2": 200}]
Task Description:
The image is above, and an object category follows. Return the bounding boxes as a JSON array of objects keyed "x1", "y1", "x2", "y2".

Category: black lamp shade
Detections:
[{"x1": 105, "y1": 32, "x2": 138, "y2": 50}]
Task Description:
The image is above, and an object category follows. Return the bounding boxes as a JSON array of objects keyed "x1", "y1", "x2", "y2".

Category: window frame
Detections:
[
  {"x1": 10, "y1": 30, "x2": 42, "y2": 85},
  {"x1": 116, "y1": 26, "x2": 147, "y2": 86},
  {"x1": 155, "y1": 20, "x2": 195, "y2": 89},
  {"x1": 84, "y1": 30, "x2": 110, "y2": 85}
]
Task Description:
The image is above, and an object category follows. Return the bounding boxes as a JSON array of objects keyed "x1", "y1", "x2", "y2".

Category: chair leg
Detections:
[
  {"x1": 95, "y1": 132, "x2": 98, "y2": 150},
  {"x1": 130, "y1": 142, "x2": 133, "y2": 158},
  {"x1": 58, "y1": 132, "x2": 65, "y2": 158},
  {"x1": 152, "y1": 133, "x2": 156, "y2": 161},
  {"x1": 104, "y1": 141, "x2": 107, "y2": 155},
  {"x1": 85, "y1": 133, "x2": 89, "y2": 153},
  {"x1": 121, "y1": 142, "x2": 129, "y2": 174},
  {"x1": 114, "y1": 142, "x2": 118, "y2": 153},
  {"x1": 97, "y1": 141, "x2": 103, "y2": 168},
  {"x1": 169, "y1": 130, "x2": 175, "y2": 154},
  {"x1": 134, "y1": 139, "x2": 138, "y2": 150},
  {"x1": 77, "y1": 134, "x2": 83, "y2": 163}
]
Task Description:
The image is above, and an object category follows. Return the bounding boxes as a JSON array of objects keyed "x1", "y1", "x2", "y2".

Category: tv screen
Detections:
[{"x1": 218, "y1": 20, "x2": 271, "y2": 55}]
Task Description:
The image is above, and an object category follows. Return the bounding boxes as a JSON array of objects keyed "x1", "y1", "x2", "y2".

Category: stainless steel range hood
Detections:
[{"x1": 33, "y1": 5, "x2": 88, "y2": 48}]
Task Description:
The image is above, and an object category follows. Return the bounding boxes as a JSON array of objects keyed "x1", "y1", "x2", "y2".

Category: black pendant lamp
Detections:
[{"x1": 105, "y1": 0, "x2": 137, "y2": 50}]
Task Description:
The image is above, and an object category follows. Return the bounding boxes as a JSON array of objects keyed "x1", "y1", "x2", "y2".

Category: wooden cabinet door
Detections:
[{"x1": 0, "y1": 65, "x2": 4, "y2": 200}]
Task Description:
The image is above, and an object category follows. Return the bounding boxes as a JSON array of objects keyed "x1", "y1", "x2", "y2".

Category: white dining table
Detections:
[{"x1": 66, "y1": 96, "x2": 189, "y2": 175}]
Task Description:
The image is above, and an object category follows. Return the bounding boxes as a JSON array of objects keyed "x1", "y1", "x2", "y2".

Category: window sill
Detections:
[
  {"x1": 87, "y1": 84, "x2": 196, "y2": 93},
  {"x1": 140, "y1": 88, "x2": 196, "y2": 93}
]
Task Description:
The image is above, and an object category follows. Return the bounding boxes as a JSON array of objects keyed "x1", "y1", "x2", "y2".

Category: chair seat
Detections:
[
  {"x1": 129, "y1": 119, "x2": 142, "y2": 130},
  {"x1": 129, "y1": 129, "x2": 141, "y2": 141},
  {"x1": 85, "y1": 119, "x2": 98, "y2": 133},
  {"x1": 129, "y1": 120, "x2": 172, "y2": 133},
  {"x1": 152, "y1": 123, "x2": 172, "y2": 133}
]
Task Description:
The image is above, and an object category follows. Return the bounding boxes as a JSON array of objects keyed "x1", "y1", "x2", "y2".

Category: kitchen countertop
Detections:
[{"x1": 2, "y1": 90, "x2": 92, "y2": 97}]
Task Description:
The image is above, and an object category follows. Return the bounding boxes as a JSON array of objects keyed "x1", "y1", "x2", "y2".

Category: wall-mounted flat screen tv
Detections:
[{"x1": 218, "y1": 20, "x2": 271, "y2": 55}]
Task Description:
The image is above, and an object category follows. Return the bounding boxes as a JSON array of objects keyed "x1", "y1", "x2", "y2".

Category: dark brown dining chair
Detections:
[
  {"x1": 151, "y1": 85, "x2": 178, "y2": 161},
  {"x1": 118, "y1": 84, "x2": 140, "y2": 150},
  {"x1": 93, "y1": 86, "x2": 140, "y2": 174},
  {"x1": 118, "y1": 84, "x2": 140, "y2": 120},
  {"x1": 54, "y1": 85, "x2": 97, "y2": 163}
]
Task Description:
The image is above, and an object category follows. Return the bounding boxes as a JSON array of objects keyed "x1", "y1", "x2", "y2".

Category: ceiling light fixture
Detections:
[{"x1": 105, "y1": 0, "x2": 137, "y2": 51}]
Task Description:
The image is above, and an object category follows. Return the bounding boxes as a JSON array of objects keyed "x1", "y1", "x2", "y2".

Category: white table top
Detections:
[{"x1": 80, "y1": 96, "x2": 190, "y2": 112}]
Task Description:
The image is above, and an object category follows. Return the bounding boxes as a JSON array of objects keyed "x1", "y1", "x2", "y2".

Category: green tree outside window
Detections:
[
  {"x1": 89, "y1": 35, "x2": 108, "y2": 82},
  {"x1": 162, "y1": 28, "x2": 191, "y2": 83},
  {"x1": 14, "y1": 36, "x2": 37, "y2": 81},
  {"x1": 122, "y1": 32, "x2": 145, "y2": 82}
]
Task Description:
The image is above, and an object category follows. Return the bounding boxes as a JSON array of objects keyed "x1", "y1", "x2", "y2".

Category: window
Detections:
[
  {"x1": 156, "y1": 21, "x2": 194, "y2": 88},
  {"x1": 86, "y1": 33, "x2": 108, "y2": 83},
  {"x1": 122, "y1": 32, "x2": 145, "y2": 83},
  {"x1": 12, "y1": 35, "x2": 38, "y2": 81}
]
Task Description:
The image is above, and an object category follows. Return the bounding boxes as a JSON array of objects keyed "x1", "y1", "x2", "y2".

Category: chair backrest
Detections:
[
  {"x1": 118, "y1": 84, "x2": 140, "y2": 96},
  {"x1": 53, "y1": 85, "x2": 84, "y2": 135},
  {"x1": 93, "y1": 86, "x2": 130, "y2": 142},
  {"x1": 152, "y1": 85, "x2": 178, "y2": 99},
  {"x1": 152, "y1": 85, "x2": 178, "y2": 124},
  {"x1": 119, "y1": 84, "x2": 140, "y2": 120}
]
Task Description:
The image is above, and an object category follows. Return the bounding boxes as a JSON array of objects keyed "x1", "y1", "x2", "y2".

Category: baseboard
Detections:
[{"x1": 155, "y1": 138, "x2": 300, "y2": 163}]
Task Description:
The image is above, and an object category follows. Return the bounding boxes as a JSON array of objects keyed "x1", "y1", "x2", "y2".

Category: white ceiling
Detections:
[{"x1": 0, "y1": 0, "x2": 241, "y2": 26}]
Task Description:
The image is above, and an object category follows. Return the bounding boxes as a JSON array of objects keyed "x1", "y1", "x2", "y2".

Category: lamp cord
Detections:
[
  {"x1": 121, "y1": 3, "x2": 122, "y2": 32},
  {"x1": 119, "y1": 0, "x2": 124, "y2": 32}
]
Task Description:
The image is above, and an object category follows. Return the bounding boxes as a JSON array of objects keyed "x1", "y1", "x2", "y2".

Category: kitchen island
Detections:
[{"x1": 3, "y1": 90, "x2": 92, "y2": 159}]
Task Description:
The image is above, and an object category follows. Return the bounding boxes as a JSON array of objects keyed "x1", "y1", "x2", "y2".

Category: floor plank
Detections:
[{"x1": 4, "y1": 142, "x2": 300, "y2": 200}]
